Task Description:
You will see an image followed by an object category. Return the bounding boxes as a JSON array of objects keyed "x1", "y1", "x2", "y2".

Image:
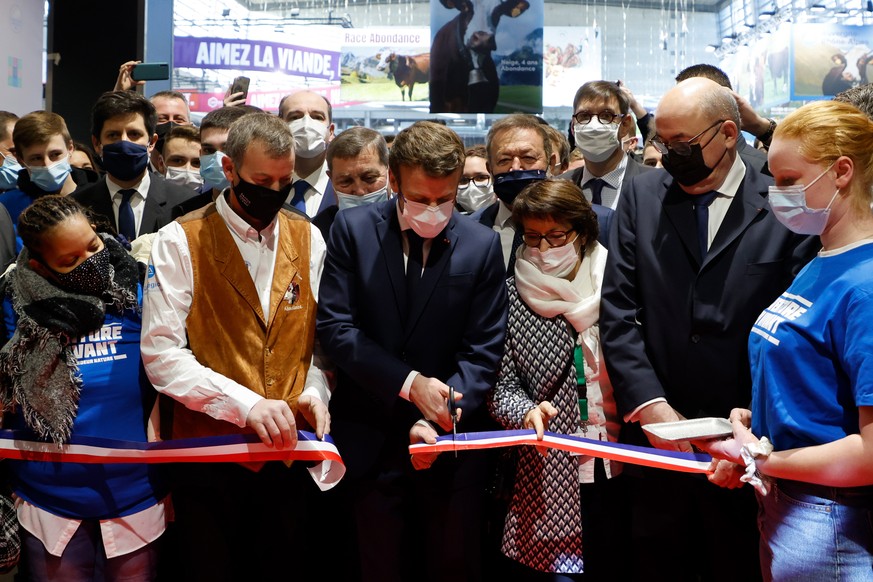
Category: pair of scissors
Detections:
[{"x1": 448, "y1": 385, "x2": 459, "y2": 457}]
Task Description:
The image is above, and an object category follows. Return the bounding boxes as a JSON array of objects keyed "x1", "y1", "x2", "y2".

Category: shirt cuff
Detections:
[
  {"x1": 229, "y1": 388, "x2": 265, "y2": 428},
  {"x1": 624, "y1": 397, "x2": 667, "y2": 424},
  {"x1": 301, "y1": 386, "x2": 325, "y2": 403},
  {"x1": 400, "y1": 370, "x2": 419, "y2": 401}
]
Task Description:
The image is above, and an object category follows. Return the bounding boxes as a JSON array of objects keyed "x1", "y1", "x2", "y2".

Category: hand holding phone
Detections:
[
  {"x1": 131, "y1": 63, "x2": 170, "y2": 82},
  {"x1": 225, "y1": 76, "x2": 251, "y2": 106}
]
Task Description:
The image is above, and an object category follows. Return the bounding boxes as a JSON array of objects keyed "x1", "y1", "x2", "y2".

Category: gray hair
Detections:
[
  {"x1": 224, "y1": 113, "x2": 294, "y2": 169},
  {"x1": 327, "y1": 127, "x2": 389, "y2": 171},
  {"x1": 701, "y1": 86, "x2": 740, "y2": 127},
  {"x1": 485, "y1": 114, "x2": 553, "y2": 168}
]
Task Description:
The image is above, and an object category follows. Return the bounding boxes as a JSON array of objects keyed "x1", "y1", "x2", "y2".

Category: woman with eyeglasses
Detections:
[
  {"x1": 702, "y1": 100, "x2": 873, "y2": 580},
  {"x1": 488, "y1": 179, "x2": 624, "y2": 581}
]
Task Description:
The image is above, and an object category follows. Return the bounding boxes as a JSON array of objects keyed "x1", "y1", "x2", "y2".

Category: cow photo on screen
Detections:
[{"x1": 430, "y1": 0, "x2": 543, "y2": 114}]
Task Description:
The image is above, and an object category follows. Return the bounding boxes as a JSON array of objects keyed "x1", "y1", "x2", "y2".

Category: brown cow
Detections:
[{"x1": 376, "y1": 51, "x2": 430, "y2": 101}]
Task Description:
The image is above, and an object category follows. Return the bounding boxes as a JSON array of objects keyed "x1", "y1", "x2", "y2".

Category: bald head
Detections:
[
  {"x1": 659, "y1": 78, "x2": 740, "y2": 128},
  {"x1": 655, "y1": 78, "x2": 740, "y2": 194}
]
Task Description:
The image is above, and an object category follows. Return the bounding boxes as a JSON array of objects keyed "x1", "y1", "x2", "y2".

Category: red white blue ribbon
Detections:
[
  {"x1": 409, "y1": 429, "x2": 713, "y2": 474},
  {"x1": 0, "y1": 430, "x2": 345, "y2": 491}
]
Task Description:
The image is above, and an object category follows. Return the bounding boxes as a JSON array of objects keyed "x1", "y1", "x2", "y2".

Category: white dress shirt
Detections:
[
  {"x1": 141, "y1": 194, "x2": 331, "y2": 429},
  {"x1": 290, "y1": 161, "x2": 331, "y2": 218},
  {"x1": 493, "y1": 200, "x2": 516, "y2": 270},
  {"x1": 626, "y1": 152, "x2": 746, "y2": 422},
  {"x1": 106, "y1": 172, "x2": 151, "y2": 237}
]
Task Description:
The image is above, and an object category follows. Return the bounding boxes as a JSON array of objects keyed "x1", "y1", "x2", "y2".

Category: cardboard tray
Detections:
[{"x1": 642, "y1": 417, "x2": 733, "y2": 442}]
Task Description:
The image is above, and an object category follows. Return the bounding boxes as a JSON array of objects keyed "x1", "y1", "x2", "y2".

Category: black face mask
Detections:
[
  {"x1": 661, "y1": 140, "x2": 727, "y2": 187},
  {"x1": 50, "y1": 246, "x2": 113, "y2": 296},
  {"x1": 232, "y1": 177, "x2": 292, "y2": 223},
  {"x1": 493, "y1": 169, "x2": 547, "y2": 206}
]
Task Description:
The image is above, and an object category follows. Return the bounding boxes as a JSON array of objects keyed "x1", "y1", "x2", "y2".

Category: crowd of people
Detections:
[{"x1": 0, "y1": 59, "x2": 870, "y2": 582}]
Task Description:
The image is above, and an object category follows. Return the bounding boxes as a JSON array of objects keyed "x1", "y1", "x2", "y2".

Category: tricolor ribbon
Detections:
[
  {"x1": 0, "y1": 430, "x2": 345, "y2": 491},
  {"x1": 409, "y1": 429, "x2": 713, "y2": 474}
]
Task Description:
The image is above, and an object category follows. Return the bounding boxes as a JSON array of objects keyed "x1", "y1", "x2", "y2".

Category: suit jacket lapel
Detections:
[
  {"x1": 95, "y1": 180, "x2": 118, "y2": 232},
  {"x1": 140, "y1": 179, "x2": 167, "y2": 236},
  {"x1": 211, "y1": 213, "x2": 267, "y2": 326},
  {"x1": 661, "y1": 178, "x2": 703, "y2": 265},
  {"x1": 377, "y1": 202, "x2": 408, "y2": 322},
  {"x1": 703, "y1": 167, "x2": 768, "y2": 268},
  {"x1": 404, "y1": 220, "x2": 457, "y2": 341},
  {"x1": 317, "y1": 181, "x2": 337, "y2": 215}
]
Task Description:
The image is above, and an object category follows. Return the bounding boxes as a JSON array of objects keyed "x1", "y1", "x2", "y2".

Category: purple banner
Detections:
[{"x1": 174, "y1": 36, "x2": 340, "y2": 81}]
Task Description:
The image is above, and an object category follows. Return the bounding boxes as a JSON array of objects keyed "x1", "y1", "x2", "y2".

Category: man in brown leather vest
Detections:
[{"x1": 142, "y1": 113, "x2": 330, "y2": 581}]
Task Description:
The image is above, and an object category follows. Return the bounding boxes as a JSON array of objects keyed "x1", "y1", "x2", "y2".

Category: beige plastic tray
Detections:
[{"x1": 642, "y1": 417, "x2": 733, "y2": 442}]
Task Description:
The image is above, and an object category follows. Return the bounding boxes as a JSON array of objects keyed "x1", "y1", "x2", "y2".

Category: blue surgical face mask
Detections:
[
  {"x1": 200, "y1": 151, "x2": 230, "y2": 191},
  {"x1": 0, "y1": 153, "x2": 23, "y2": 190},
  {"x1": 29, "y1": 156, "x2": 72, "y2": 193},
  {"x1": 769, "y1": 163, "x2": 839, "y2": 236},
  {"x1": 337, "y1": 185, "x2": 389, "y2": 211}
]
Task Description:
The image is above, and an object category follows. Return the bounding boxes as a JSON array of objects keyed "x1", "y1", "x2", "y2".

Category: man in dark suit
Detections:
[
  {"x1": 73, "y1": 91, "x2": 194, "y2": 239},
  {"x1": 600, "y1": 78, "x2": 819, "y2": 581},
  {"x1": 317, "y1": 121, "x2": 507, "y2": 582},
  {"x1": 473, "y1": 114, "x2": 612, "y2": 266},
  {"x1": 279, "y1": 90, "x2": 337, "y2": 218},
  {"x1": 558, "y1": 80, "x2": 653, "y2": 210}
]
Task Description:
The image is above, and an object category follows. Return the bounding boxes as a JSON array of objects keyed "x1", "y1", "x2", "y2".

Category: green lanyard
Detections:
[{"x1": 573, "y1": 344, "x2": 588, "y2": 423}]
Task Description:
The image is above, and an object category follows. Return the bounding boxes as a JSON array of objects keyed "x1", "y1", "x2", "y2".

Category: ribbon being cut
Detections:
[
  {"x1": 0, "y1": 430, "x2": 346, "y2": 491},
  {"x1": 409, "y1": 429, "x2": 714, "y2": 474}
]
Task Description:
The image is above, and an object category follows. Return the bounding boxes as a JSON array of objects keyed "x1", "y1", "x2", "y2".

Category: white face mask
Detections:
[
  {"x1": 288, "y1": 115, "x2": 329, "y2": 159},
  {"x1": 768, "y1": 163, "x2": 839, "y2": 236},
  {"x1": 337, "y1": 185, "x2": 390, "y2": 210},
  {"x1": 401, "y1": 195, "x2": 454, "y2": 239},
  {"x1": 574, "y1": 118, "x2": 621, "y2": 163},
  {"x1": 523, "y1": 235, "x2": 580, "y2": 278},
  {"x1": 456, "y1": 183, "x2": 494, "y2": 213},
  {"x1": 165, "y1": 166, "x2": 204, "y2": 190}
]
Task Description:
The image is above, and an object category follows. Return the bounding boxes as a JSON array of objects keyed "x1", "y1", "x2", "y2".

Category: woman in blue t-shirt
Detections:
[
  {"x1": 0, "y1": 195, "x2": 167, "y2": 581},
  {"x1": 703, "y1": 100, "x2": 873, "y2": 581}
]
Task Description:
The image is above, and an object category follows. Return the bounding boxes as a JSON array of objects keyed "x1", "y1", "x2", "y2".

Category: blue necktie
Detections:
[
  {"x1": 291, "y1": 180, "x2": 308, "y2": 213},
  {"x1": 118, "y1": 189, "x2": 137, "y2": 241},
  {"x1": 584, "y1": 178, "x2": 607, "y2": 206},
  {"x1": 692, "y1": 190, "x2": 719, "y2": 258}
]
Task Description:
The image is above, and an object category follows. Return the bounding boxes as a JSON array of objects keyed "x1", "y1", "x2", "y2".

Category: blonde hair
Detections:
[{"x1": 775, "y1": 100, "x2": 873, "y2": 217}]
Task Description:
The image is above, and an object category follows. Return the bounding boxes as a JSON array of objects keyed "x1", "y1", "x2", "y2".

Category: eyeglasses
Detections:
[
  {"x1": 572, "y1": 110, "x2": 625, "y2": 125},
  {"x1": 458, "y1": 175, "x2": 491, "y2": 188},
  {"x1": 522, "y1": 230, "x2": 576, "y2": 248},
  {"x1": 651, "y1": 119, "x2": 726, "y2": 157}
]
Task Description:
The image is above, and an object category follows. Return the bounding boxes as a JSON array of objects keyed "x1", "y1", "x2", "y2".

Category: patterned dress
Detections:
[{"x1": 488, "y1": 277, "x2": 587, "y2": 574}]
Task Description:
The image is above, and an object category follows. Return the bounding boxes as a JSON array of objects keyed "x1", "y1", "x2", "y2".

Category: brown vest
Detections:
[{"x1": 168, "y1": 205, "x2": 315, "y2": 440}]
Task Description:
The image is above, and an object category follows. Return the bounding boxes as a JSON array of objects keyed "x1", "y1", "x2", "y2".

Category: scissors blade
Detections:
[{"x1": 449, "y1": 385, "x2": 458, "y2": 458}]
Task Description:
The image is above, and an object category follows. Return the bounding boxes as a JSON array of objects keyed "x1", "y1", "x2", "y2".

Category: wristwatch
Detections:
[{"x1": 756, "y1": 118, "x2": 777, "y2": 147}]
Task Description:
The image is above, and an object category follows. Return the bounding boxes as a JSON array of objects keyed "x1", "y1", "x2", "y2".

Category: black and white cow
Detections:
[{"x1": 429, "y1": 0, "x2": 530, "y2": 113}]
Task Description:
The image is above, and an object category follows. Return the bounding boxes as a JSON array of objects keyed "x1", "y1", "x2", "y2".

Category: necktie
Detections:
[
  {"x1": 118, "y1": 189, "x2": 137, "y2": 241},
  {"x1": 506, "y1": 228, "x2": 524, "y2": 276},
  {"x1": 584, "y1": 178, "x2": 607, "y2": 206},
  {"x1": 692, "y1": 190, "x2": 719, "y2": 258},
  {"x1": 406, "y1": 230, "x2": 425, "y2": 301},
  {"x1": 291, "y1": 180, "x2": 308, "y2": 213}
]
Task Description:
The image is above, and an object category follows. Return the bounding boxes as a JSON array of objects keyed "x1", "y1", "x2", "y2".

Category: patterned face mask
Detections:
[{"x1": 49, "y1": 246, "x2": 113, "y2": 296}]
